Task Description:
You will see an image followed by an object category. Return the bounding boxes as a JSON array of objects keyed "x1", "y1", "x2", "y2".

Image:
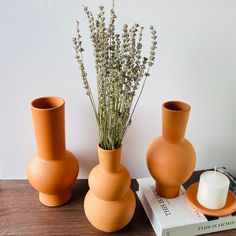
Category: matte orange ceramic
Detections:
[
  {"x1": 84, "y1": 145, "x2": 136, "y2": 232},
  {"x1": 185, "y1": 183, "x2": 236, "y2": 216},
  {"x1": 27, "y1": 96, "x2": 79, "y2": 207},
  {"x1": 147, "y1": 101, "x2": 196, "y2": 198}
]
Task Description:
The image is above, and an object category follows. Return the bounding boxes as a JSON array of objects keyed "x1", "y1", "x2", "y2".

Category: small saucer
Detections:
[{"x1": 185, "y1": 183, "x2": 236, "y2": 217}]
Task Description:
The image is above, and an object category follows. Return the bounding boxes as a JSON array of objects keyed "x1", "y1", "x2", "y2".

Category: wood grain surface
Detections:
[{"x1": 0, "y1": 180, "x2": 235, "y2": 236}]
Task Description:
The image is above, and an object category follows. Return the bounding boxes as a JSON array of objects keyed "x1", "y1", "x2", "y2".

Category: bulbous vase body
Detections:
[
  {"x1": 147, "y1": 101, "x2": 196, "y2": 198},
  {"x1": 27, "y1": 97, "x2": 79, "y2": 206},
  {"x1": 84, "y1": 146, "x2": 136, "y2": 232}
]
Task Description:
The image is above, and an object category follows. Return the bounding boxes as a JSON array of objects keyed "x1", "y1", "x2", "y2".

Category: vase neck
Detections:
[
  {"x1": 31, "y1": 97, "x2": 66, "y2": 161},
  {"x1": 98, "y1": 145, "x2": 122, "y2": 173},
  {"x1": 162, "y1": 101, "x2": 190, "y2": 144}
]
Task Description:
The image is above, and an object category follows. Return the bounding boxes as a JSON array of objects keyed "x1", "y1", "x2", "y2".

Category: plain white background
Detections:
[{"x1": 0, "y1": 0, "x2": 236, "y2": 179}]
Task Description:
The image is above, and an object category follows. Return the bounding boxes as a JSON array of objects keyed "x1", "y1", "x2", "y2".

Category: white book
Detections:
[{"x1": 137, "y1": 175, "x2": 236, "y2": 236}]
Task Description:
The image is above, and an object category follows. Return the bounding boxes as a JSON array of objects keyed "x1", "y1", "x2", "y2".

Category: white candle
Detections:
[{"x1": 197, "y1": 169, "x2": 230, "y2": 210}]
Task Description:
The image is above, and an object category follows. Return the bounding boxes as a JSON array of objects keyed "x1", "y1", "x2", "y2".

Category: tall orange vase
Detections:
[
  {"x1": 146, "y1": 101, "x2": 196, "y2": 198},
  {"x1": 27, "y1": 96, "x2": 79, "y2": 206},
  {"x1": 84, "y1": 145, "x2": 136, "y2": 232}
]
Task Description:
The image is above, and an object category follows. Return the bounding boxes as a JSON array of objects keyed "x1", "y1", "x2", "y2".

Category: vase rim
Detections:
[
  {"x1": 97, "y1": 144, "x2": 122, "y2": 152},
  {"x1": 163, "y1": 101, "x2": 190, "y2": 113},
  {"x1": 31, "y1": 96, "x2": 65, "y2": 111}
]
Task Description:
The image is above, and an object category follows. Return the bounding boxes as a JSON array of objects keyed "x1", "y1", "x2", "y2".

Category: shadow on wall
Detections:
[{"x1": 74, "y1": 149, "x2": 98, "y2": 178}]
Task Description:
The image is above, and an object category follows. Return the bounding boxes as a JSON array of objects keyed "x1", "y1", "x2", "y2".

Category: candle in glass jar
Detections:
[{"x1": 197, "y1": 169, "x2": 230, "y2": 210}]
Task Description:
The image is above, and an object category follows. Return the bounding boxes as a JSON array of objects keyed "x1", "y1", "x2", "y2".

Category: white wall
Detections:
[{"x1": 1, "y1": 0, "x2": 236, "y2": 179}]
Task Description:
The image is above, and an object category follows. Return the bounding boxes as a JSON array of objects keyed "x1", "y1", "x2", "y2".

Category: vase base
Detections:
[
  {"x1": 84, "y1": 189, "x2": 136, "y2": 232},
  {"x1": 156, "y1": 182, "x2": 180, "y2": 198},
  {"x1": 39, "y1": 190, "x2": 71, "y2": 207}
]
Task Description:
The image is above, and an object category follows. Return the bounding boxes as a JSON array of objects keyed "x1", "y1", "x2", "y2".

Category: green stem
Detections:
[
  {"x1": 80, "y1": 52, "x2": 98, "y2": 123},
  {"x1": 122, "y1": 66, "x2": 150, "y2": 139}
]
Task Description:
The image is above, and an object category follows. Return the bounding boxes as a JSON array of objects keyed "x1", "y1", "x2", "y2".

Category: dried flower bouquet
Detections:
[{"x1": 73, "y1": 1, "x2": 157, "y2": 150}]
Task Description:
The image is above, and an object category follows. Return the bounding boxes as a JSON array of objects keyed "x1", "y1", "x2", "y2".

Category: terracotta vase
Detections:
[
  {"x1": 84, "y1": 145, "x2": 136, "y2": 232},
  {"x1": 27, "y1": 96, "x2": 79, "y2": 206},
  {"x1": 146, "y1": 101, "x2": 196, "y2": 198}
]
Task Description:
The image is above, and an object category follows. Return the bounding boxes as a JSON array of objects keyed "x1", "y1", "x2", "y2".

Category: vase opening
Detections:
[
  {"x1": 97, "y1": 144, "x2": 122, "y2": 173},
  {"x1": 31, "y1": 96, "x2": 64, "y2": 110},
  {"x1": 163, "y1": 101, "x2": 190, "y2": 112},
  {"x1": 98, "y1": 143, "x2": 122, "y2": 152}
]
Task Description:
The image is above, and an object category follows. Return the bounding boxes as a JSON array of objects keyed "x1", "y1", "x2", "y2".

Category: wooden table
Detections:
[{"x1": 0, "y1": 180, "x2": 235, "y2": 236}]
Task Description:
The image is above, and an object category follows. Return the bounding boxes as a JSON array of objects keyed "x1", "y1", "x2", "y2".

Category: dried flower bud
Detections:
[{"x1": 73, "y1": 0, "x2": 157, "y2": 150}]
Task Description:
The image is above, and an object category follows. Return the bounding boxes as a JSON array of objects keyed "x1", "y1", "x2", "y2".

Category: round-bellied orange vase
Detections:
[
  {"x1": 27, "y1": 96, "x2": 79, "y2": 207},
  {"x1": 146, "y1": 101, "x2": 196, "y2": 198},
  {"x1": 84, "y1": 145, "x2": 136, "y2": 232}
]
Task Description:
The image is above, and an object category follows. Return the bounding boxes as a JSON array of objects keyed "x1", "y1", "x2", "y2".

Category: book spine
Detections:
[
  {"x1": 137, "y1": 191, "x2": 164, "y2": 236},
  {"x1": 162, "y1": 216, "x2": 236, "y2": 236}
]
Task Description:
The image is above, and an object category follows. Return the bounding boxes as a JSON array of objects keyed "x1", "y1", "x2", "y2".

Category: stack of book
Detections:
[{"x1": 137, "y1": 168, "x2": 236, "y2": 236}]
